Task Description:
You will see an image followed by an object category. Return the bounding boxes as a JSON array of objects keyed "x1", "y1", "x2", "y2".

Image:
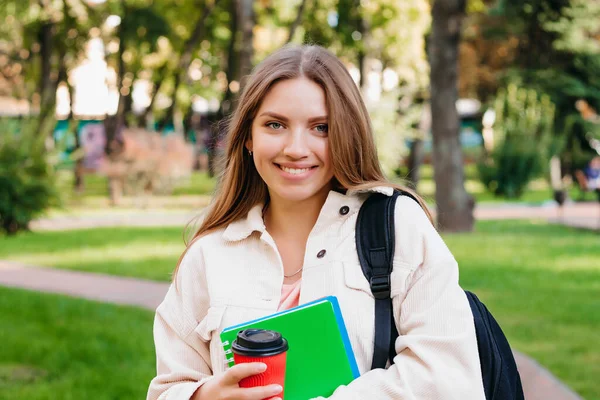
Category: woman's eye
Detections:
[
  {"x1": 315, "y1": 124, "x2": 328, "y2": 133},
  {"x1": 266, "y1": 122, "x2": 283, "y2": 130}
]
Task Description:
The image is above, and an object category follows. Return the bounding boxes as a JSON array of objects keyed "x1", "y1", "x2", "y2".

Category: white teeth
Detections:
[{"x1": 281, "y1": 166, "x2": 311, "y2": 175}]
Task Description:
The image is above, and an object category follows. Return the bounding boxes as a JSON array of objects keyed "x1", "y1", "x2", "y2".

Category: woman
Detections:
[{"x1": 147, "y1": 45, "x2": 485, "y2": 400}]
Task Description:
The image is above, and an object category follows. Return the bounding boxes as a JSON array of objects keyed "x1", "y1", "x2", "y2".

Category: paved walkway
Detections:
[{"x1": 0, "y1": 260, "x2": 584, "y2": 400}]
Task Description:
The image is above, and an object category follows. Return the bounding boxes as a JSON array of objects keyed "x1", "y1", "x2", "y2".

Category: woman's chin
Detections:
[{"x1": 268, "y1": 185, "x2": 330, "y2": 205}]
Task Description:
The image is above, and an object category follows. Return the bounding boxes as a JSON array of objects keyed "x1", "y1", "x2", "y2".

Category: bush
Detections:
[
  {"x1": 0, "y1": 118, "x2": 61, "y2": 234},
  {"x1": 99, "y1": 129, "x2": 194, "y2": 205},
  {"x1": 478, "y1": 84, "x2": 556, "y2": 198}
]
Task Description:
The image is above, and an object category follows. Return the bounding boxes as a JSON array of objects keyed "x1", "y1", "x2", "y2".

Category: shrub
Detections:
[
  {"x1": 100, "y1": 129, "x2": 194, "y2": 205},
  {"x1": 0, "y1": 118, "x2": 61, "y2": 234},
  {"x1": 478, "y1": 84, "x2": 556, "y2": 198}
]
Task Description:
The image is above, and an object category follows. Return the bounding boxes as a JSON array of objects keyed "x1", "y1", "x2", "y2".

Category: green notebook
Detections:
[{"x1": 220, "y1": 296, "x2": 359, "y2": 399}]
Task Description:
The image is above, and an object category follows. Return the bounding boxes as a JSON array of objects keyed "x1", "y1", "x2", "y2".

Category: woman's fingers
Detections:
[
  {"x1": 220, "y1": 363, "x2": 283, "y2": 400},
  {"x1": 222, "y1": 362, "x2": 267, "y2": 385},
  {"x1": 232, "y1": 384, "x2": 283, "y2": 400}
]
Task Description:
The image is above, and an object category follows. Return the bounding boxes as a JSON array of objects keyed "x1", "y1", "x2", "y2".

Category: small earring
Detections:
[{"x1": 248, "y1": 149, "x2": 253, "y2": 156}]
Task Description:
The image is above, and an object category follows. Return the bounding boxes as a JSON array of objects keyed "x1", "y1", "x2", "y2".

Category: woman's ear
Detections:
[{"x1": 245, "y1": 139, "x2": 253, "y2": 153}]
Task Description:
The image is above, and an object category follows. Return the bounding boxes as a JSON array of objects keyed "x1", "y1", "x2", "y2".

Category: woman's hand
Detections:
[{"x1": 193, "y1": 362, "x2": 283, "y2": 400}]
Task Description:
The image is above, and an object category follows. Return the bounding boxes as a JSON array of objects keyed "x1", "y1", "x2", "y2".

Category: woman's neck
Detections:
[{"x1": 264, "y1": 191, "x2": 329, "y2": 241}]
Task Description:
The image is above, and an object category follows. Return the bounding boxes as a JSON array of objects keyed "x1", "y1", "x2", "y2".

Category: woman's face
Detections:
[{"x1": 247, "y1": 78, "x2": 334, "y2": 207}]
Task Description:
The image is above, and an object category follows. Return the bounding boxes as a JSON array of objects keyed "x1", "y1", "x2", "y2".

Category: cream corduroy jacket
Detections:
[{"x1": 147, "y1": 186, "x2": 486, "y2": 400}]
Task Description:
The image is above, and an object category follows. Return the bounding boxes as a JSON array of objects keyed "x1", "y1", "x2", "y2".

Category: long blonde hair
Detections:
[{"x1": 174, "y1": 45, "x2": 432, "y2": 279}]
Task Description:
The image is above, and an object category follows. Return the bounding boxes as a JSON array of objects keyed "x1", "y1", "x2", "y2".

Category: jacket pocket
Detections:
[
  {"x1": 342, "y1": 260, "x2": 375, "y2": 296},
  {"x1": 194, "y1": 306, "x2": 226, "y2": 342}
]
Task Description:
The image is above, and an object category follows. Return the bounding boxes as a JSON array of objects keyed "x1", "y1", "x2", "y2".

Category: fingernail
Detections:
[
  {"x1": 270, "y1": 384, "x2": 283, "y2": 393},
  {"x1": 257, "y1": 363, "x2": 267, "y2": 372}
]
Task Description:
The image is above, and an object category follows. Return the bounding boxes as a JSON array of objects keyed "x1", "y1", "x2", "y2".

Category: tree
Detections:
[
  {"x1": 487, "y1": 0, "x2": 600, "y2": 174},
  {"x1": 237, "y1": 0, "x2": 255, "y2": 83},
  {"x1": 285, "y1": 0, "x2": 307, "y2": 43},
  {"x1": 160, "y1": 0, "x2": 217, "y2": 132},
  {"x1": 429, "y1": 0, "x2": 474, "y2": 232}
]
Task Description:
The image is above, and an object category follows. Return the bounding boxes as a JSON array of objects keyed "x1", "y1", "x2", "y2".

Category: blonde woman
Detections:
[{"x1": 147, "y1": 45, "x2": 485, "y2": 400}]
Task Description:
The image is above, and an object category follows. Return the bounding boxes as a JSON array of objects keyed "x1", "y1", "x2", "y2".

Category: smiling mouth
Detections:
[{"x1": 275, "y1": 164, "x2": 317, "y2": 175}]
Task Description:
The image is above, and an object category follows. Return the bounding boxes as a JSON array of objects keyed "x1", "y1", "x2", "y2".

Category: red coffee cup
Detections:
[{"x1": 231, "y1": 329, "x2": 289, "y2": 399}]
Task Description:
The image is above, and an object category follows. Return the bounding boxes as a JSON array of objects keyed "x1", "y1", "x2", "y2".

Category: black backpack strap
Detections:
[{"x1": 356, "y1": 190, "x2": 402, "y2": 369}]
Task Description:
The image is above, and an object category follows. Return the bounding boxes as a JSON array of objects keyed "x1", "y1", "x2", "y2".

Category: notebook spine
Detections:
[{"x1": 221, "y1": 339, "x2": 235, "y2": 368}]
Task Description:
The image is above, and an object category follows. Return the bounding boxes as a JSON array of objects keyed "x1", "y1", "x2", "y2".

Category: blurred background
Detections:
[{"x1": 0, "y1": 0, "x2": 598, "y2": 399}]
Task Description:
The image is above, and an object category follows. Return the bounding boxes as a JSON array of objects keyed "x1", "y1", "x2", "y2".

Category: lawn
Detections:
[
  {"x1": 0, "y1": 227, "x2": 184, "y2": 281},
  {"x1": 445, "y1": 221, "x2": 599, "y2": 399},
  {"x1": 0, "y1": 287, "x2": 155, "y2": 400},
  {"x1": 1, "y1": 220, "x2": 598, "y2": 398}
]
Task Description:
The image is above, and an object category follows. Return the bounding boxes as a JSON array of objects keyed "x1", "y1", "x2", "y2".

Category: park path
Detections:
[{"x1": 3, "y1": 200, "x2": 597, "y2": 400}]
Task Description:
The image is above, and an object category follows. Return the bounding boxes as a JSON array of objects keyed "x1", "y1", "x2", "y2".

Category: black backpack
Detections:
[{"x1": 356, "y1": 190, "x2": 524, "y2": 400}]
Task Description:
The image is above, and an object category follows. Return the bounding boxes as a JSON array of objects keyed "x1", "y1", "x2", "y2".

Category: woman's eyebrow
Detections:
[
  {"x1": 257, "y1": 111, "x2": 328, "y2": 123},
  {"x1": 308, "y1": 115, "x2": 328, "y2": 123},
  {"x1": 258, "y1": 111, "x2": 289, "y2": 122}
]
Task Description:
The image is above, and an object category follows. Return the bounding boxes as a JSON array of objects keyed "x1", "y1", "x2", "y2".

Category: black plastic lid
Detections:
[{"x1": 231, "y1": 329, "x2": 289, "y2": 357}]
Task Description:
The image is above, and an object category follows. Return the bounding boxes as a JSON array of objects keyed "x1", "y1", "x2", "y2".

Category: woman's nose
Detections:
[{"x1": 283, "y1": 129, "x2": 310, "y2": 158}]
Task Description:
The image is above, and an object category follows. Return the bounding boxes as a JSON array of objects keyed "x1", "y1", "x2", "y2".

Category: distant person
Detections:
[
  {"x1": 575, "y1": 156, "x2": 600, "y2": 197},
  {"x1": 584, "y1": 156, "x2": 600, "y2": 189},
  {"x1": 147, "y1": 45, "x2": 485, "y2": 400}
]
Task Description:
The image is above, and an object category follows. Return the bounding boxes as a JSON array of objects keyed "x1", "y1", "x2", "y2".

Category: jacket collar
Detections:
[{"x1": 222, "y1": 185, "x2": 394, "y2": 242}]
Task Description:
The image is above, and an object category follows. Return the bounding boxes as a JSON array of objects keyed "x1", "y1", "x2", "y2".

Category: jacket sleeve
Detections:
[
  {"x1": 147, "y1": 244, "x2": 214, "y2": 400},
  {"x1": 313, "y1": 196, "x2": 485, "y2": 400}
]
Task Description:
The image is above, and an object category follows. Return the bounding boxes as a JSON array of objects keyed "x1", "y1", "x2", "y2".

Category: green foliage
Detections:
[
  {"x1": 478, "y1": 85, "x2": 556, "y2": 198},
  {"x1": 562, "y1": 114, "x2": 600, "y2": 170},
  {"x1": 492, "y1": 0, "x2": 600, "y2": 171},
  {"x1": 0, "y1": 119, "x2": 61, "y2": 234}
]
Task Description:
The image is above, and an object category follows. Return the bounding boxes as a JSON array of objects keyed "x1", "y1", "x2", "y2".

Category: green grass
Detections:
[
  {"x1": 57, "y1": 170, "x2": 217, "y2": 198},
  {"x1": 0, "y1": 287, "x2": 155, "y2": 400},
  {"x1": 1, "y1": 221, "x2": 598, "y2": 398},
  {"x1": 445, "y1": 221, "x2": 599, "y2": 400},
  {"x1": 0, "y1": 227, "x2": 184, "y2": 281}
]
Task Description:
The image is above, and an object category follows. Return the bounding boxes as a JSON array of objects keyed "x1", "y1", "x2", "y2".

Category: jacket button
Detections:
[
  {"x1": 317, "y1": 249, "x2": 326, "y2": 258},
  {"x1": 339, "y1": 206, "x2": 350, "y2": 215}
]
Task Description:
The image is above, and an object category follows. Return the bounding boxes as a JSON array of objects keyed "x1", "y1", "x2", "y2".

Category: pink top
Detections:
[{"x1": 277, "y1": 279, "x2": 301, "y2": 311}]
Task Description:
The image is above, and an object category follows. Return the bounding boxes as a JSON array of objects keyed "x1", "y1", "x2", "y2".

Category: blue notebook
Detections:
[{"x1": 220, "y1": 296, "x2": 359, "y2": 399}]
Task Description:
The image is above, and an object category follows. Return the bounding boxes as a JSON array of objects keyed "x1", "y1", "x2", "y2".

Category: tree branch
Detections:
[{"x1": 286, "y1": 0, "x2": 307, "y2": 43}]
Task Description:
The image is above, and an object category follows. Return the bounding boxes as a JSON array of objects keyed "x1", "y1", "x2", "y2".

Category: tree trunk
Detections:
[
  {"x1": 407, "y1": 138, "x2": 425, "y2": 188},
  {"x1": 106, "y1": 0, "x2": 127, "y2": 157},
  {"x1": 160, "y1": 0, "x2": 217, "y2": 132},
  {"x1": 219, "y1": 0, "x2": 239, "y2": 118},
  {"x1": 286, "y1": 0, "x2": 307, "y2": 43},
  {"x1": 358, "y1": 50, "x2": 366, "y2": 90},
  {"x1": 139, "y1": 63, "x2": 168, "y2": 128},
  {"x1": 38, "y1": 21, "x2": 54, "y2": 122},
  {"x1": 354, "y1": 0, "x2": 367, "y2": 89},
  {"x1": 407, "y1": 102, "x2": 431, "y2": 188},
  {"x1": 237, "y1": 0, "x2": 255, "y2": 87},
  {"x1": 429, "y1": 0, "x2": 474, "y2": 232},
  {"x1": 212, "y1": 0, "x2": 240, "y2": 176}
]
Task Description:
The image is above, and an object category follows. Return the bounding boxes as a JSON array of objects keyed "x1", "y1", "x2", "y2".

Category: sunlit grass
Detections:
[
  {"x1": 8, "y1": 242, "x2": 183, "y2": 273},
  {"x1": 0, "y1": 227, "x2": 184, "y2": 281},
  {"x1": 445, "y1": 220, "x2": 599, "y2": 399}
]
